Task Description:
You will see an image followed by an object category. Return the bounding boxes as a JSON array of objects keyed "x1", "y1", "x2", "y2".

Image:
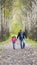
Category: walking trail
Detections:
[{"x1": 0, "y1": 39, "x2": 37, "y2": 65}]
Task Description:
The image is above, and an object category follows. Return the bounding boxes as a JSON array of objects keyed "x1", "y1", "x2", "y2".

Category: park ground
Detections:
[{"x1": 0, "y1": 38, "x2": 37, "y2": 65}]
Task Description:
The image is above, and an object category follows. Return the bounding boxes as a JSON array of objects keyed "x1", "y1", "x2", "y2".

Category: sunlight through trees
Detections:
[{"x1": 0, "y1": 0, "x2": 37, "y2": 41}]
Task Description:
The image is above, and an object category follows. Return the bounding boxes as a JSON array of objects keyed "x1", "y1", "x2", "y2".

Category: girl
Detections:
[{"x1": 11, "y1": 36, "x2": 17, "y2": 49}]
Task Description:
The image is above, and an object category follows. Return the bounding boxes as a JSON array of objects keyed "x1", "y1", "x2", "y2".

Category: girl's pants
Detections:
[{"x1": 13, "y1": 42, "x2": 15, "y2": 49}]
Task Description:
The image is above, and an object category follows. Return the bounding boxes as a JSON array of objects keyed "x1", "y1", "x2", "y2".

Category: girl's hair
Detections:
[{"x1": 12, "y1": 36, "x2": 16, "y2": 38}]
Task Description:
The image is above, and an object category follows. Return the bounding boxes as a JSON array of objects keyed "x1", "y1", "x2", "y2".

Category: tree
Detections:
[{"x1": 0, "y1": 0, "x2": 14, "y2": 41}]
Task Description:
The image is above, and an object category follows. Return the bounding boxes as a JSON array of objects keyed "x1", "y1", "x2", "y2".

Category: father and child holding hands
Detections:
[{"x1": 11, "y1": 30, "x2": 27, "y2": 49}]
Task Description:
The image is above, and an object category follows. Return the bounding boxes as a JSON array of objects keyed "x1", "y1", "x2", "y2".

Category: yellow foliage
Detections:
[
  {"x1": 14, "y1": 26, "x2": 22, "y2": 34},
  {"x1": 13, "y1": 1, "x2": 21, "y2": 11},
  {"x1": 11, "y1": 21, "x2": 23, "y2": 34},
  {"x1": 5, "y1": 8, "x2": 10, "y2": 18}
]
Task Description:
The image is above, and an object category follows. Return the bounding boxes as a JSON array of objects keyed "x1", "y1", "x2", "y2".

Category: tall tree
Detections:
[{"x1": 0, "y1": 0, "x2": 14, "y2": 41}]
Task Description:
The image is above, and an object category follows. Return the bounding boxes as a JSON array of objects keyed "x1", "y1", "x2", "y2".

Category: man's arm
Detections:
[
  {"x1": 17, "y1": 32, "x2": 20, "y2": 39},
  {"x1": 24, "y1": 32, "x2": 27, "y2": 38}
]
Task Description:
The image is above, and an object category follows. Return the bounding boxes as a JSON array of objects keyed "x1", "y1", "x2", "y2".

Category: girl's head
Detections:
[
  {"x1": 12, "y1": 36, "x2": 17, "y2": 43},
  {"x1": 12, "y1": 36, "x2": 16, "y2": 38}
]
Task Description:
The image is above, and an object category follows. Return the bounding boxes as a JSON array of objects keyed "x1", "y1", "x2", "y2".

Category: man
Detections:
[{"x1": 17, "y1": 30, "x2": 27, "y2": 49}]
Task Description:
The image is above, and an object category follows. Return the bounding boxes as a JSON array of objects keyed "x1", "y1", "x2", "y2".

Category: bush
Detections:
[{"x1": 29, "y1": 33, "x2": 33, "y2": 39}]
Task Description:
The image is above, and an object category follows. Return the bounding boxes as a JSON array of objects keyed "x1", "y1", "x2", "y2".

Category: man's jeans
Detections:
[{"x1": 20, "y1": 40, "x2": 24, "y2": 49}]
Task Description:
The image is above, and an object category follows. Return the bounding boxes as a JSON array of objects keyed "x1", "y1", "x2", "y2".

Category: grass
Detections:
[
  {"x1": 0, "y1": 38, "x2": 10, "y2": 45},
  {"x1": 0, "y1": 36, "x2": 37, "y2": 48},
  {"x1": 0, "y1": 34, "x2": 15, "y2": 45},
  {"x1": 25, "y1": 38, "x2": 37, "y2": 48}
]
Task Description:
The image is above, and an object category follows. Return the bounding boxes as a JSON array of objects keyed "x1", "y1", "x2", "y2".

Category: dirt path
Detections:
[{"x1": 0, "y1": 40, "x2": 37, "y2": 65}]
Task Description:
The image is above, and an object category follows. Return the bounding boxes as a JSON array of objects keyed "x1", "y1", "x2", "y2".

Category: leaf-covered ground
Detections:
[{"x1": 0, "y1": 40, "x2": 37, "y2": 65}]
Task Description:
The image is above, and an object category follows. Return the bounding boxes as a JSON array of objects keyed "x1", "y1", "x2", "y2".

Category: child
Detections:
[{"x1": 11, "y1": 36, "x2": 17, "y2": 49}]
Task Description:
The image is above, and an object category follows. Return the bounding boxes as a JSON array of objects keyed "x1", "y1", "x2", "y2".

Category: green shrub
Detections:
[{"x1": 29, "y1": 33, "x2": 33, "y2": 39}]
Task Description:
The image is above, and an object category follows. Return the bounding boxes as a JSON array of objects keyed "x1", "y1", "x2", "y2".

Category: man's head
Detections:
[{"x1": 20, "y1": 29, "x2": 22, "y2": 32}]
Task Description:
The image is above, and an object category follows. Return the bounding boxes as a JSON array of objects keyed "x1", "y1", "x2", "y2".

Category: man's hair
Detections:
[{"x1": 20, "y1": 29, "x2": 22, "y2": 32}]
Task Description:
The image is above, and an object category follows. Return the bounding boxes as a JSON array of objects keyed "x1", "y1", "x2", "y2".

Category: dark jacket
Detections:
[{"x1": 17, "y1": 31, "x2": 27, "y2": 40}]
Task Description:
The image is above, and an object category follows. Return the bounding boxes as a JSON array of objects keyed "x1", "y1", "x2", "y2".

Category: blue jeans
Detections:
[
  {"x1": 13, "y1": 42, "x2": 15, "y2": 49},
  {"x1": 20, "y1": 40, "x2": 25, "y2": 49},
  {"x1": 20, "y1": 40, "x2": 23, "y2": 49}
]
